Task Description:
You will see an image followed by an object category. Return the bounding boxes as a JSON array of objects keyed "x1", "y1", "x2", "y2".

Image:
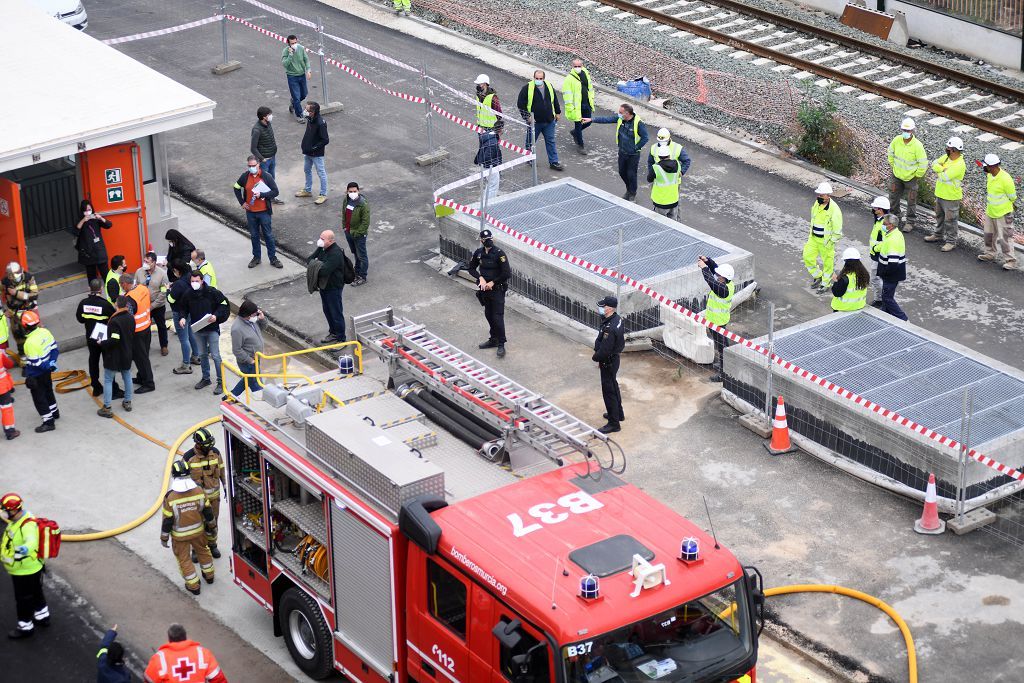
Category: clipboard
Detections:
[
  {"x1": 191, "y1": 316, "x2": 214, "y2": 333},
  {"x1": 89, "y1": 322, "x2": 108, "y2": 342}
]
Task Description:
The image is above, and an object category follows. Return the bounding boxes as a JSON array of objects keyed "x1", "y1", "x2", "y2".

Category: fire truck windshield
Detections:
[{"x1": 561, "y1": 580, "x2": 753, "y2": 683}]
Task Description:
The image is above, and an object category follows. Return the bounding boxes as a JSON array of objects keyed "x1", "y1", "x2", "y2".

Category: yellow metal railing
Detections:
[{"x1": 221, "y1": 340, "x2": 364, "y2": 407}]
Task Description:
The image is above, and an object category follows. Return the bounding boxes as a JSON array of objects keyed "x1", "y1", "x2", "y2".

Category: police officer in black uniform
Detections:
[
  {"x1": 593, "y1": 295, "x2": 625, "y2": 434},
  {"x1": 467, "y1": 229, "x2": 511, "y2": 358}
]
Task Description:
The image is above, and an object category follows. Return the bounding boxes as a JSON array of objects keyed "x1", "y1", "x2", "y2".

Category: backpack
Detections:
[
  {"x1": 342, "y1": 253, "x2": 356, "y2": 285},
  {"x1": 32, "y1": 517, "x2": 61, "y2": 560}
]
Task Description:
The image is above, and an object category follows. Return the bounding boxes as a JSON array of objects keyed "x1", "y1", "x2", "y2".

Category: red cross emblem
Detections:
[{"x1": 172, "y1": 657, "x2": 197, "y2": 681}]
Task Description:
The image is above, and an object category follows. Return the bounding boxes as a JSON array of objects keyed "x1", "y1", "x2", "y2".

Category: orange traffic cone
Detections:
[
  {"x1": 914, "y1": 473, "x2": 946, "y2": 535},
  {"x1": 764, "y1": 396, "x2": 797, "y2": 455}
]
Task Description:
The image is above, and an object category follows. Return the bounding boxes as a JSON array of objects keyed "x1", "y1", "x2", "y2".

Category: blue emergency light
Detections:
[
  {"x1": 338, "y1": 354, "x2": 355, "y2": 375},
  {"x1": 680, "y1": 537, "x2": 700, "y2": 562},
  {"x1": 579, "y1": 574, "x2": 600, "y2": 600}
]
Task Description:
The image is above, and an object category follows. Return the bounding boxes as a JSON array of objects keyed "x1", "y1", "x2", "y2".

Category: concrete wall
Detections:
[{"x1": 796, "y1": 0, "x2": 1021, "y2": 70}]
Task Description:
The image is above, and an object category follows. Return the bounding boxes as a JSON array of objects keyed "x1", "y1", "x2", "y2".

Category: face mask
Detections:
[
  {"x1": 573, "y1": 67, "x2": 582, "y2": 73},
  {"x1": 534, "y1": 79, "x2": 544, "y2": 86},
  {"x1": 0, "y1": 510, "x2": 8, "y2": 523},
  {"x1": 191, "y1": 281, "x2": 201, "y2": 290},
  {"x1": 816, "y1": 197, "x2": 826, "y2": 205},
  {"x1": 143, "y1": 263, "x2": 152, "y2": 271},
  {"x1": 84, "y1": 209, "x2": 93, "y2": 217},
  {"x1": 348, "y1": 191, "x2": 359, "y2": 200},
  {"x1": 598, "y1": 305, "x2": 606, "y2": 314},
  {"x1": 248, "y1": 315, "x2": 259, "y2": 323},
  {"x1": 477, "y1": 85, "x2": 486, "y2": 94},
  {"x1": 189, "y1": 260, "x2": 197, "y2": 269},
  {"x1": 248, "y1": 166, "x2": 259, "y2": 175},
  {"x1": 316, "y1": 238, "x2": 325, "y2": 248},
  {"x1": 617, "y1": 113, "x2": 624, "y2": 120},
  {"x1": 902, "y1": 132, "x2": 912, "y2": 140},
  {"x1": 12, "y1": 273, "x2": 21, "y2": 282},
  {"x1": 266, "y1": 114, "x2": 273, "y2": 122},
  {"x1": 482, "y1": 238, "x2": 494, "y2": 249}
]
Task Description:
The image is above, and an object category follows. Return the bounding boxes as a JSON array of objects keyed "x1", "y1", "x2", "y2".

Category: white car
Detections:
[{"x1": 28, "y1": 0, "x2": 88, "y2": 30}]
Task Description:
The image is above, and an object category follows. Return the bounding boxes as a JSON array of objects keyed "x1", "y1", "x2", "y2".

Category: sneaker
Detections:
[
  {"x1": 191, "y1": 356, "x2": 202, "y2": 365},
  {"x1": 923, "y1": 234, "x2": 941, "y2": 242},
  {"x1": 161, "y1": 346, "x2": 169, "y2": 356},
  {"x1": 549, "y1": 162, "x2": 565, "y2": 171},
  {"x1": 122, "y1": 400, "x2": 132, "y2": 412},
  {"x1": 351, "y1": 277, "x2": 366, "y2": 287},
  {"x1": 248, "y1": 257, "x2": 261, "y2": 269},
  {"x1": 34, "y1": 422, "x2": 55, "y2": 433},
  {"x1": 172, "y1": 365, "x2": 193, "y2": 375},
  {"x1": 194, "y1": 378, "x2": 212, "y2": 390},
  {"x1": 577, "y1": 143, "x2": 588, "y2": 155},
  {"x1": 1004, "y1": 261, "x2": 1019, "y2": 271},
  {"x1": 295, "y1": 190, "x2": 313, "y2": 198},
  {"x1": 941, "y1": 243, "x2": 955, "y2": 252},
  {"x1": 497, "y1": 344, "x2": 506, "y2": 358},
  {"x1": 272, "y1": 198, "x2": 284, "y2": 205},
  {"x1": 314, "y1": 195, "x2": 328, "y2": 205},
  {"x1": 213, "y1": 382, "x2": 223, "y2": 395},
  {"x1": 597, "y1": 422, "x2": 621, "y2": 434},
  {"x1": 296, "y1": 117, "x2": 306, "y2": 124},
  {"x1": 5, "y1": 429, "x2": 19, "y2": 440},
  {"x1": 478, "y1": 339, "x2": 498, "y2": 349},
  {"x1": 135, "y1": 385, "x2": 155, "y2": 394},
  {"x1": 978, "y1": 253, "x2": 995, "y2": 262},
  {"x1": 97, "y1": 406, "x2": 114, "y2": 418},
  {"x1": 270, "y1": 259, "x2": 284, "y2": 269},
  {"x1": 320, "y1": 334, "x2": 339, "y2": 344}
]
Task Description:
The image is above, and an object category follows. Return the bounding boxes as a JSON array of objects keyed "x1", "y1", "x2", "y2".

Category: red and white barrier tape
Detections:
[
  {"x1": 432, "y1": 154, "x2": 537, "y2": 198},
  {"x1": 102, "y1": 15, "x2": 223, "y2": 45},
  {"x1": 426, "y1": 75, "x2": 529, "y2": 129},
  {"x1": 323, "y1": 31, "x2": 419, "y2": 74},
  {"x1": 429, "y1": 103, "x2": 532, "y2": 156},
  {"x1": 239, "y1": 0, "x2": 317, "y2": 28},
  {"x1": 434, "y1": 196, "x2": 1024, "y2": 484}
]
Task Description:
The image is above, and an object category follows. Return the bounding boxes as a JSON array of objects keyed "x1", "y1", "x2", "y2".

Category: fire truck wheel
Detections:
[{"x1": 280, "y1": 587, "x2": 333, "y2": 679}]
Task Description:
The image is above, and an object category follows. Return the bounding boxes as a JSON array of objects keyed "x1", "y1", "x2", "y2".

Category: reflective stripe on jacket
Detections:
[
  {"x1": 887, "y1": 135, "x2": 928, "y2": 181},
  {"x1": 705, "y1": 281, "x2": 735, "y2": 326},
  {"x1": 24, "y1": 327, "x2": 58, "y2": 377},
  {"x1": 931, "y1": 154, "x2": 966, "y2": 201},
  {"x1": 1, "y1": 513, "x2": 42, "y2": 576},
  {"x1": 831, "y1": 274, "x2": 867, "y2": 311},
  {"x1": 877, "y1": 229, "x2": 907, "y2": 282},
  {"x1": 810, "y1": 200, "x2": 843, "y2": 241},
  {"x1": 986, "y1": 168, "x2": 1017, "y2": 218},
  {"x1": 127, "y1": 285, "x2": 151, "y2": 333},
  {"x1": 650, "y1": 163, "x2": 680, "y2": 206},
  {"x1": 562, "y1": 67, "x2": 594, "y2": 122}
]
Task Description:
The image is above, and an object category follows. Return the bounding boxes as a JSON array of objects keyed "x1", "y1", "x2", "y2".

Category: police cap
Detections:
[
  {"x1": 479, "y1": 229, "x2": 493, "y2": 240},
  {"x1": 597, "y1": 296, "x2": 618, "y2": 308}
]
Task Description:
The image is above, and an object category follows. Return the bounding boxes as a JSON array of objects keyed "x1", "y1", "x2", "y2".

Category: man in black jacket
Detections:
[
  {"x1": 250, "y1": 106, "x2": 282, "y2": 205},
  {"x1": 98, "y1": 296, "x2": 135, "y2": 417},
  {"x1": 516, "y1": 70, "x2": 564, "y2": 171},
  {"x1": 75, "y1": 279, "x2": 115, "y2": 397},
  {"x1": 297, "y1": 101, "x2": 330, "y2": 205},
  {"x1": 308, "y1": 229, "x2": 347, "y2": 343},
  {"x1": 177, "y1": 272, "x2": 230, "y2": 394},
  {"x1": 592, "y1": 295, "x2": 625, "y2": 434},
  {"x1": 467, "y1": 229, "x2": 511, "y2": 358},
  {"x1": 233, "y1": 156, "x2": 283, "y2": 270}
]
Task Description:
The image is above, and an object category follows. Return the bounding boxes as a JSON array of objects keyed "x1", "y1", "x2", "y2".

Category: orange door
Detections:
[
  {"x1": 0, "y1": 179, "x2": 28, "y2": 267},
  {"x1": 79, "y1": 143, "x2": 149, "y2": 271}
]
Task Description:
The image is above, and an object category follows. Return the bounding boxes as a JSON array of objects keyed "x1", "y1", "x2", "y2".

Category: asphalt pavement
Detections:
[{"x1": 40, "y1": 0, "x2": 1024, "y2": 681}]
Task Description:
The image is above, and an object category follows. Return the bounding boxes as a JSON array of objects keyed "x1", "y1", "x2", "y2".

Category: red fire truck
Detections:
[{"x1": 222, "y1": 308, "x2": 763, "y2": 683}]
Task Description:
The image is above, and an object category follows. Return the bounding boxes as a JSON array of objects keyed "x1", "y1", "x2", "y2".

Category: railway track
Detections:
[{"x1": 586, "y1": 0, "x2": 1024, "y2": 146}]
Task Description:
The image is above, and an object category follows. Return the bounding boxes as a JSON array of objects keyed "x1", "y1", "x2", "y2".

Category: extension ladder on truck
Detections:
[{"x1": 353, "y1": 307, "x2": 624, "y2": 474}]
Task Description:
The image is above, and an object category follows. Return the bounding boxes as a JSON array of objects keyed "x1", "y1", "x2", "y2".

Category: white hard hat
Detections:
[
  {"x1": 900, "y1": 117, "x2": 916, "y2": 131},
  {"x1": 815, "y1": 181, "x2": 833, "y2": 195},
  {"x1": 984, "y1": 153, "x2": 1001, "y2": 166},
  {"x1": 716, "y1": 263, "x2": 734, "y2": 281},
  {"x1": 657, "y1": 127, "x2": 671, "y2": 141},
  {"x1": 842, "y1": 247, "x2": 861, "y2": 261},
  {"x1": 656, "y1": 145, "x2": 671, "y2": 158},
  {"x1": 946, "y1": 137, "x2": 963, "y2": 151},
  {"x1": 871, "y1": 196, "x2": 890, "y2": 210},
  {"x1": 474, "y1": 74, "x2": 490, "y2": 85}
]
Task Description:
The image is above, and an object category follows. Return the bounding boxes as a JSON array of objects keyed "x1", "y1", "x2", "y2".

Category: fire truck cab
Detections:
[{"x1": 221, "y1": 309, "x2": 763, "y2": 683}]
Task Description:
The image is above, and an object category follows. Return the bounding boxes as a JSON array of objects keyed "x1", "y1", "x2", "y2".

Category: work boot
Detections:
[
  {"x1": 203, "y1": 574, "x2": 215, "y2": 585},
  {"x1": 978, "y1": 253, "x2": 995, "y2": 262},
  {"x1": 186, "y1": 584, "x2": 201, "y2": 596},
  {"x1": 478, "y1": 339, "x2": 498, "y2": 349},
  {"x1": 597, "y1": 422, "x2": 621, "y2": 434},
  {"x1": 1004, "y1": 260, "x2": 1019, "y2": 271},
  {"x1": 577, "y1": 143, "x2": 588, "y2": 155},
  {"x1": 194, "y1": 378, "x2": 212, "y2": 390},
  {"x1": 7, "y1": 627, "x2": 33, "y2": 639},
  {"x1": 295, "y1": 189, "x2": 313, "y2": 198},
  {"x1": 210, "y1": 545, "x2": 221, "y2": 559},
  {"x1": 161, "y1": 347, "x2": 169, "y2": 356},
  {"x1": 34, "y1": 422, "x2": 55, "y2": 433},
  {"x1": 135, "y1": 385, "x2": 155, "y2": 395},
  {"x1": 497, "y1": 344, "x2": 506, "y2": 358},
  {"x1": 549, "y1": 162, "x2": 565, "y2": 171},
  {"x1": 709, "y1": 373, "x2": 724, "y2": 383},
  {"x1": 53, "y1": 410, "x2": 60, "y2": 420},
  {"x1": 270, "y1": 259, "x2": 284, "y2": 269},
  {"x1": 97, "y1": 406, "x2": 114, "y2": 419},
  {"x1": 870, "y1": 300, "x2": 883, "y2": 309},
  {"x1": 172, "y1": 365, "x2": 193, "y2": 375},
  {"x1": 248, "y1": 257, "x2": 261, "y2": 269},
  {"x1": 122, "y1": 400, "x2": 132, "y2": 412},
  {"x1": 91, "y1": 385, "x2": 103, "y2": 397},
  {"x1": 4, "y1": 429, "x2": 19, "y2": 440},
  {"x1": 941, "y1": 243, "x2": 955, "y2": 252},
  {"x1": 622, "y1": 192, "x2": 635, "y2": 201},
  {"x1": 923, "y1": 234, "x2": 940, "y2": 242},
  {"x1": 212, "y1": 382, "x2": 223, "y2": 395},
  {"x1": 320, "y1": 334, "x2": 339, "y2": 345},
  {"x1": 314, "y1": 195, "x2": 328, "y2": 205},
  {"x1": 603, "y1": 413, "x2": 625, "y2": 421}
]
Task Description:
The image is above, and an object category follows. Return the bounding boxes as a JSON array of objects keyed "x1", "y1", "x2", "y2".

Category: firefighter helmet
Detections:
[
  {"x1": 171, "y1": 460, "x2": 191, "y2": 479},
  {"x1": 193, "y1": 428, "x2": 215, "y2": 449},
  {"x1": 1, "y1": 492, "x2": 24, "y2": 513}
]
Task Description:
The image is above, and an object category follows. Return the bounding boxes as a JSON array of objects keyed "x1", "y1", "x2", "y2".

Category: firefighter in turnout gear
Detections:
[
  {"x1": 593, "y1": 296, "x2": 625, "y2": 434},
  {"x1": 161, "y1": 461, "x2": 215, "y2": 595},
  {"x1": 2, "y1": 262, "x2": 39, "y2": 358},
  {"x1": 2, "y1": 493, "x2": 49, "y2": 639},
  {"x1": 803, "y1": 182, "x2": 843, "y2": 292},
  {"x1": 185, "y1": 428, "x2": 226, "y2": 559}
]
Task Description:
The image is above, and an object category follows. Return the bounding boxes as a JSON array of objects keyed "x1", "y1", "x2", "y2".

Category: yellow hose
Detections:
[
  {"x1": 63, "y1": 415, "x2": 221, "y2": 542},
  {"x1": 764, "y1": 584, "x2": 918, "y2": 683}
]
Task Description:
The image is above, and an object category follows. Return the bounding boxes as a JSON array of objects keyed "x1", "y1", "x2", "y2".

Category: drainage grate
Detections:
[{"x1": 485, "y1": 185, "x2": 727, "y2": 280}]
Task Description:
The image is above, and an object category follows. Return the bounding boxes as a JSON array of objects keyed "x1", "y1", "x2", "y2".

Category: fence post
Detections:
[
  {"x1": 956, "y1": 387, "x2": 973, "y2": 526},
  {"x1": 414, "y1": 65, "x2": 448, "y2": 167},
  {"x1": 764, "y1": 301, "x2": 775, "y2": 418},
  {"x1": 531, "y1": 121, "x2": 540, "y2": 187},
  {"x1": 315, "y1": 16, "x2": 344, "y2": 114},
  {"x1": 211, "y1": 0, "x2": 241, "y2": 75},
  {"x1": 614, "y1": 227, "x2": 623, "y2": 303}
]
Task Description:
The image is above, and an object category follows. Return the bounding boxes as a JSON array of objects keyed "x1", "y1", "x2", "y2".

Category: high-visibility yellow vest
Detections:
[
  {"x1": 986, "y1": 168, "x2": 1017, "y2": 218},
  {"x1": 831, "y1": 274, "x2": 867, "y2": 311},
  {"x1": 525, "y1": 80, "x2": 555, "y2": 113},
  {"x1": 869, "y1": 217, "x2": 886, "y2": 257},
  {"x1": 616, "y1": 116, "x2": 642, "y2": 146},
  {"x1": 104, "y1": 269, "x2": 120, "y2": 304},
  {"x1": 810, "y1": 200, "x2": 843, "y2": 242},
  {"x1": 0, "y1": 313, "x2": 8, "y2": 345},
  {"x1": 476, "y1": 93, "x2": 497, "y2": 128},
  {"x1": 705, "y1": 281, "x2": 735, "y2": 326},
  {"x1": 887, "y1": 135, "x2": 928, "y2": 182},
  {"x1": 651, "y1": 163, "x2": 680, "y2": 206},
  {"x1": 931, "y1": 154, "x2": 966, "y2": 201},
  {"x1": 198, "y1": 261, "x2": 217, "y2": 289},
  {"x1": 650, "y1": 141, "x2": 683, "y2": 163}
]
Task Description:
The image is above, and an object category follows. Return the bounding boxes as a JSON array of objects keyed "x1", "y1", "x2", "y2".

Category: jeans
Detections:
[
  {"x1": 571, "y1": 120, "x2": 592, "y2": 146},
  {"x1": 618, "y1": 152, "x2": 640, "y2": 196},
  {"x1": 231, "y1": 360, "x2": 258, "y2": 397},
  {"x1": 287, "y1": 73, "x2": 308, "y2": 117},
  {"x1": 346, "y1": 234, "x2": 368, "y2": 280},
  {"x1": 525, "y1": 120, "x2": 558, "y2": 165},
  {"x1": 195, "y1": 329, "x2": 222, "y2": 383},
  {"x1": 175, "y1": 313, "x2": 197, "y2": 364},
  {"x1": 245, "y1": 210, "x2": 277, "y2": 261},
  {"x1": 881, "y1": 280, "x2": 908, "y2": 321},
  {"x1": 303, "y1": 155, "x2": 328, "y2": 196},
  {"x1": 259, "y1": 156, "x2": 276, "y2": 178},
  {"x1": 103, "y1": 368, "x2": 133, "y2": 406},
  {"x1": 319, "y1": 288, "x2": 345, "y2": 339}
]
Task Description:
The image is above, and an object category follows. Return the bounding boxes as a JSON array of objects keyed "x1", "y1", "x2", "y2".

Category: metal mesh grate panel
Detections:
[
  {"x1": 488, "y1": 185, "x2": 589, "y2": 219},
  {"x1": 938, "y1": 397, "x2": 1024, "y2": 445}
]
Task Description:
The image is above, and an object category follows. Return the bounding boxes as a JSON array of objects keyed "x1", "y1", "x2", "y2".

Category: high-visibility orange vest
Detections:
[{"x1": 127, "y1": 284, "x2": 151, "y2": 333}]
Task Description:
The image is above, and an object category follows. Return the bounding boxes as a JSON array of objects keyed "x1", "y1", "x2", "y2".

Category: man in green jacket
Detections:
[
  {"x1": 282, "y1": 34, "x2": 311, "y2": 124},
  {"x1": 563, "y1": 58, "x2": 595, "y2": 154},
  {"x1": 2, "y1": 493, "x2": 49, "y2": 639},
  {"x1": 343, "y1": 182, "x2": 370, "y2": 286}
]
